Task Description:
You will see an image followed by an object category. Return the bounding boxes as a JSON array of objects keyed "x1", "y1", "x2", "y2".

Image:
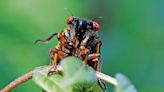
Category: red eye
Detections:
[
  {"x1": 66, "y1": 16, "x2": 74, "y2": 24},
  {"x1": 92, "y1": 21, "x2": 99, "y2": 31}
]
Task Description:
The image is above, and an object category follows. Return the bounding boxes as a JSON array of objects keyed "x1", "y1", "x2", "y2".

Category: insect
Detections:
[
  {"x1": 35, "y1": 16, "x2": 106, "y2": 90},
  {"x1": 35, "y1": 16, "x2": 102, "y2": 72}
]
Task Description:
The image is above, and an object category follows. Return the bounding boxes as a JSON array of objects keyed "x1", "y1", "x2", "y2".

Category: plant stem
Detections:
[
  {"x1": 1, "y1": 72, "x2": 33, "y2": 92},
  {"x1": 96, "y1": 72, "x2": 118, "y2": 86},
  {"x1": 0, "y1": 66, "x2": 118, "y2": 92}
]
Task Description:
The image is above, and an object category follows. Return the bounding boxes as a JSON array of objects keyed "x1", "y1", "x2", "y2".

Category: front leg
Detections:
[
  {"x1": 84, "y1": 54, "x2": 101, "y2": 71},
  {"x1": 48, "y1": 48, "x2": 68, "y2": 75},
  {"x1": 78, "y1": 47, "x2": 90, "y2": 57},
  {"x1": 92, "y1": 58, "x2": 101, "y2": 72},
  {"x1": 35, "y1": 33, "x2": 58, "y2": 44},
  {"x1": 84, "y1": 53, "x2": 100, "y2": 63},
  {"x1": 83, "y1": 53, "x2": 100, "y2": 68},
  {"x1": 48, "y1": 48, "x2": 59, "y2": 75}
]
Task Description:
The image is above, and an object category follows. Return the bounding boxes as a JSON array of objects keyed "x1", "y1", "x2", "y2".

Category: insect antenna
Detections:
[
  {"x1": 64, "y1": 8, "x2": 74, "y2": 16},
  {"x1": 92, "y1": 16, "x2": 105, "y2": 25},
  {"x1": 92, "y1": 16, "x2": 103, "y2": 21}
]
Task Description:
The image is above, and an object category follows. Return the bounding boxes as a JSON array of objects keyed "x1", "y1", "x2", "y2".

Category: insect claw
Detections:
[
  {"x1": 47, "y1": 66, "x2": 58, "y2": 76},
  {"x1": 47, "y1": 71, "x2": 53, "y2": 76}
]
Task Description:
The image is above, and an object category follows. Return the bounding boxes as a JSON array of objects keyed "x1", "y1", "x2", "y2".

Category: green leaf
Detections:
[
  {"x1": 114, "y1": 73, "x2": 137, "y2": 92},
  {"x1": 32, "y1": 56, "x2": 105, "y2": 92}
]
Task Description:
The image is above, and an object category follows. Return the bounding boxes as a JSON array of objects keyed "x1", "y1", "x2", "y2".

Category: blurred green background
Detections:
[{"x1": 0, "y1": 0, "x2": 164, "y2": 92}]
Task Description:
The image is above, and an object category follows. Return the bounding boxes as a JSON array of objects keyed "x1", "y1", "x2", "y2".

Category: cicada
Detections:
[
  {"x1": 36, "y1": 16, "x2": 102, "y2": 72},
  {"x1": 35, "y1": 16, "x2": 106, "y2": 90}
]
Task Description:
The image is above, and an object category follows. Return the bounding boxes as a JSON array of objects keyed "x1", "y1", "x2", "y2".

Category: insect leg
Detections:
[
  {"x1": 84, "y1": 53, "x2": 100, "y2": 65},
  {"x1": 92, "y1": 58, "x2": 99, "y2": 71},
  {"x1": 95, "y1": 40, "x2": 102, "y2": 72},
  {"x1": 48, "y1": 48, "x2": 59, "y2": 75},
  {"x1": 35, "y1": 33, "x2": 58, "y2": 44},
  {"x1": 79, "y1": 48, "x2": 90, "y2": 57}
]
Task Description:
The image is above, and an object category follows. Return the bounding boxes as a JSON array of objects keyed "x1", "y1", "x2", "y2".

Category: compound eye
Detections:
[
  {"x1": 92, "y1": 21, "x2": 99, "y2": 31},
  {"x1": 66, "y1": 16, "x2": 74, "y2": 24}
]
